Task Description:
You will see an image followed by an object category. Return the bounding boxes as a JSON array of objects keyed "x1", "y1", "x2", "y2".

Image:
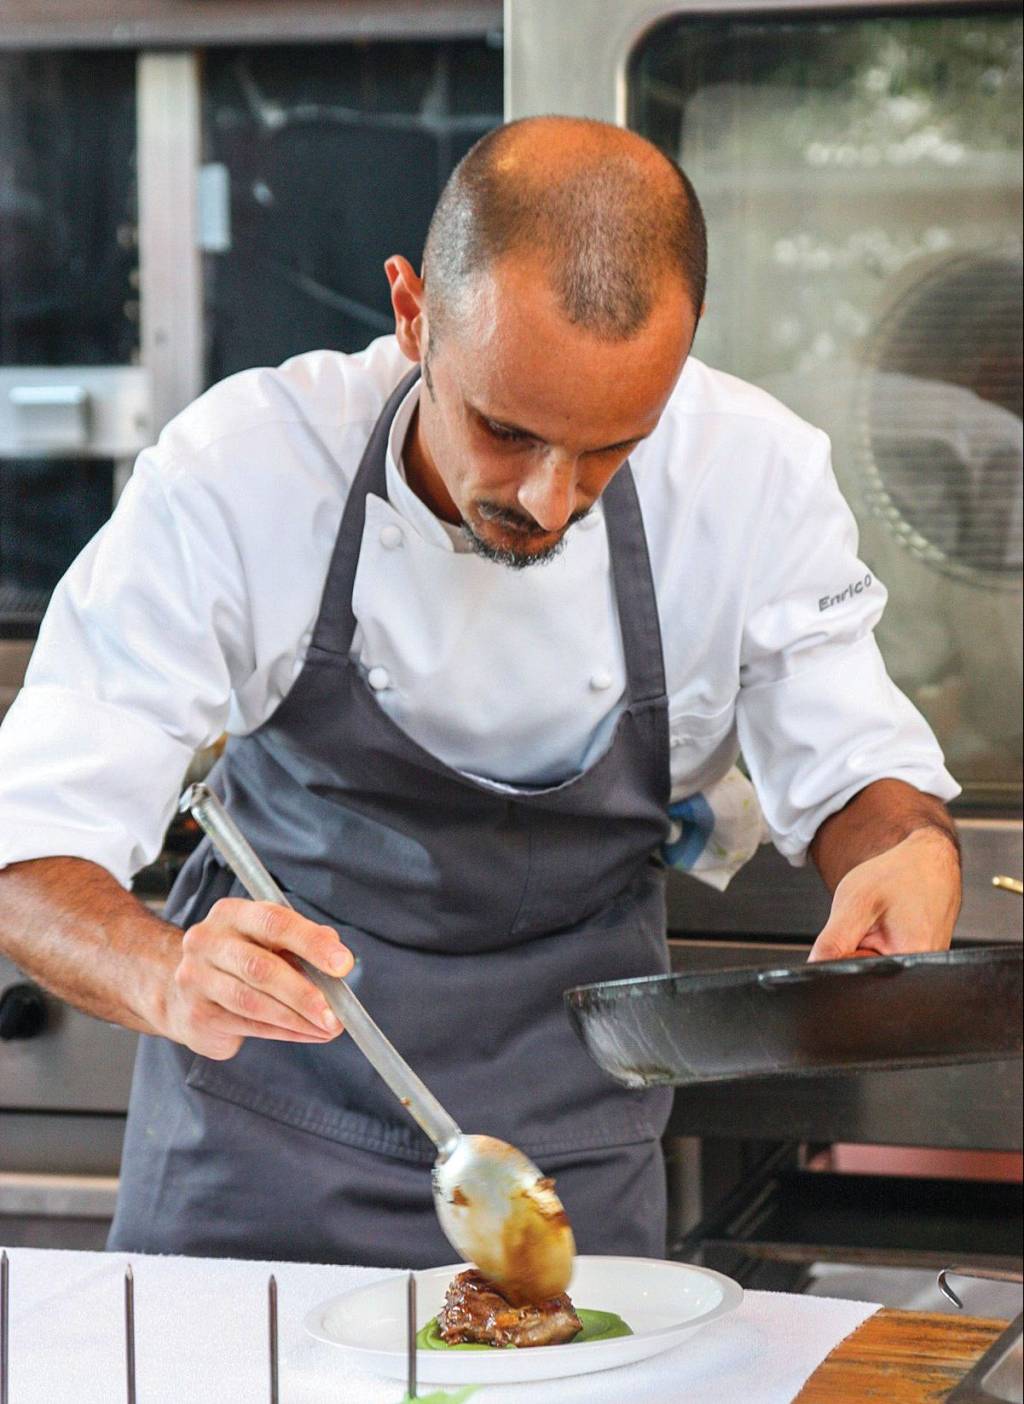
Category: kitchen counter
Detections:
[{"x1": 797, "y1": 1308, "x2": 1010, "y2": 1403}]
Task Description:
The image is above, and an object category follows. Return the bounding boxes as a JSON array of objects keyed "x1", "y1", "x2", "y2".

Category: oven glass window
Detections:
[
  {"x1": 630, "y1": 11, "x2": 1023, "y2": 805},
  {"x1": 0, "y1": 52, "x2": 137, "y2": 638},
  {"x1": 202, "y1": 42, "x2": 502, "y2": 378}
]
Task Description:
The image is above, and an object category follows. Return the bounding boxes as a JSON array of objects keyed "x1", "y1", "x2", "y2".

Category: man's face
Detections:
[{"x1": 405, "y1": 255, "x2": 697, "y2": 568}]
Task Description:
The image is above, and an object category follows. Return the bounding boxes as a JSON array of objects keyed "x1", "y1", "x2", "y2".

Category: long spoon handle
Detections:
[{"x1": 182, "y1": 784, "x2": 461, "y2": 1157}]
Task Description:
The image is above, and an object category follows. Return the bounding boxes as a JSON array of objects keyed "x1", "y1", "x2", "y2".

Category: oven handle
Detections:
[{"x1": 0, "y1": 1172, "x2": 118, "y2": 1218}]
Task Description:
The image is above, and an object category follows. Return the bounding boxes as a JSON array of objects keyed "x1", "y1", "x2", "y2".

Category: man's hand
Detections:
[
  {"x1": 808, "y1": 780, "x2": 962, "y2": 963},
  {"x1": 161, "y1": 899, "x2": 354, "y2": 1060},
  {"x1": 0, "y1": 857, "x2": 355, "y2": 1057},
  {"x1": 809, "y1": 823, "x2": 961, "y2": 963}
]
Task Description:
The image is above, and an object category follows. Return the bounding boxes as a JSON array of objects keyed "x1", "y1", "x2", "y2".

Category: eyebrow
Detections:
[{"x1": 469, "y1": 401, "x2": 651, "y2": 455}]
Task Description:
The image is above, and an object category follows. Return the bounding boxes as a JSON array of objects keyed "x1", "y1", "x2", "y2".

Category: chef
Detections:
[{"x1": 0, "y1": 117, "x2": 961, "y2": 1264}]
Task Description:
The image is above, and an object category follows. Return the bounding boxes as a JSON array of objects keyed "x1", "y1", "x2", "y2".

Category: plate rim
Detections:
[{"x1": 302, "y1": 1254, "x2": 744, "y2": 1361}]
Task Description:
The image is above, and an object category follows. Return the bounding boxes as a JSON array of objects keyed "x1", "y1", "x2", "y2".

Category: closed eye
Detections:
[
  {"x1": 583, "y1": 439, "x2": 639, "y2": 458},
  {"x1": 484, "y1": 418, "x2": 534, "y2": 445},
  {"x1": 476, "y1": 406, "x2": 646, "y2": 455}
]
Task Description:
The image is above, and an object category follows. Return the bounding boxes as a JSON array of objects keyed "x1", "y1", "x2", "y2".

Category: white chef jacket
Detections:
[{"x1": 0, "y1": 335, "x2": 958, "y2": 892}]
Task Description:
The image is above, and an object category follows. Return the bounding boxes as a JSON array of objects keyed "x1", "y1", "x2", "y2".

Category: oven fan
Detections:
[{"x1": 854, "y1": 245, "x2": 1023, "y2": 593}]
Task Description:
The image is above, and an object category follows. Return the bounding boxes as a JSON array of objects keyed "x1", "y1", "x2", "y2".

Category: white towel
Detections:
[{"x1": 0, "y1": 1246, "x2": 878, "y2": 1403}]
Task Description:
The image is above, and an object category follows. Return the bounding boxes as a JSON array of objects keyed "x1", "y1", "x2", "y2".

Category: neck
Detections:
[{"x1": 401, "y1": 399, "x2": 461, "y2": 525}]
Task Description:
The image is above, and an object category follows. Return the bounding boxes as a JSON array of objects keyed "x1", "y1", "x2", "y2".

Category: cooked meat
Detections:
[{"x1": 438, "y1": 1269, "x2": 582, "y2": 1348}]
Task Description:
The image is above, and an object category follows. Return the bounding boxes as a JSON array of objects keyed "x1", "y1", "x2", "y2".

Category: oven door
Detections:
[
  {"x1": 0, "y1": 47, "x2": 206, "y2": 748},
  {"x1": 506, "y1": 0, "x2": 1023, "y2": 939}
]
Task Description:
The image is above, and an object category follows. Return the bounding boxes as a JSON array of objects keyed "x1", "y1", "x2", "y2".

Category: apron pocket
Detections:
[
  {"x1": 185, "y1": 1056, "x2": 437, "y2": 1165},
  {"x1": 184, "y1": 1052, "x2": 670, "y2": 1169}
]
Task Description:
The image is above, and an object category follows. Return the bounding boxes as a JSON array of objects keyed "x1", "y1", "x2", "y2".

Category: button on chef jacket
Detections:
[{"x1": 0, "y1": 336, "x2": 958, "y2": 888}]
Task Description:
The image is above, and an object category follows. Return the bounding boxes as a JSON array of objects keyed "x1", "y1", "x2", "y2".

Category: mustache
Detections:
[{"x1": 474, "y1": 501, "x2": 594, "y2": 537}]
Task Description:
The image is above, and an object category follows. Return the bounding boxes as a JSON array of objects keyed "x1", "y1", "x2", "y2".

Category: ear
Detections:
[{"x1": 385, "y1": 255, "x2": 427, "y2": 362}]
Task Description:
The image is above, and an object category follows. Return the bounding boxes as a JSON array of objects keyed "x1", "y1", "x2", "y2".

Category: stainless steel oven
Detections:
[{"x1": 507, "y1": 0, "x2": 1023, "y2": 941}]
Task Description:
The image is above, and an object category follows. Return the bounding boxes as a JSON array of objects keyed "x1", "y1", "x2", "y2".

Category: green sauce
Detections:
[{"x1": 416, "y1": 1307, "x2": 632, "y2": 1351}]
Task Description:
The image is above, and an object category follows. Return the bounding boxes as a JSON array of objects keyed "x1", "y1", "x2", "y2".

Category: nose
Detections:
[{"x1": 517, "y1": 452, "x2": 578, "y2": 533}]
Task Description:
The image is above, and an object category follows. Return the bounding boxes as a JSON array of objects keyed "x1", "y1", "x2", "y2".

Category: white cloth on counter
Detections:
[
  {"x1": 0, "y1": 335, "x2": 956, "y2": 888},
  {"x1": 1, "y1": 1246, "x2": 879, "y2": 1404}
]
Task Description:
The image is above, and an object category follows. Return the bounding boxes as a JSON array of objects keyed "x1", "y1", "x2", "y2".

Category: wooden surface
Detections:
[{"x1": 796, "y1": 1308, "x2": 1008, "y2": 1403}]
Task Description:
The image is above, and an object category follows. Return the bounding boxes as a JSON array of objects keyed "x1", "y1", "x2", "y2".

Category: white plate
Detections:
[{"x1": 303, "y1": 1255, "x2": 743, "y2": 1384}]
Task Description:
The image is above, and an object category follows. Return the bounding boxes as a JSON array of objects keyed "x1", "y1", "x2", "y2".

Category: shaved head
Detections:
[
  {"x1": 384, "y1": 116, "x2": 701, "y2": 570},
  {"x1": 422, "y1": 116, "x2": 707, "y2": 340}
]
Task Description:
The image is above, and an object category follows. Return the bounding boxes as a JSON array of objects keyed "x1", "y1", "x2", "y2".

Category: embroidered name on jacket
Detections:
[{"x1": 819, "y1": 573, "x2": 873, "y2": 612}]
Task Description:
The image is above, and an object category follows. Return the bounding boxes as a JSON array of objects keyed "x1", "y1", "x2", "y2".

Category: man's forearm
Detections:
[
  {"x1": 810, "y1": 778, "x2": 960, "y2": 893},
  {"x1": 0, "y1": 856, "x2": 179, "y2": 1033}
]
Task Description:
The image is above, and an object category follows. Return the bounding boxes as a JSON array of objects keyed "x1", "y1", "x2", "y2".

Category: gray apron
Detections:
[{"x1": 108, "y1": 368, "x2": 674, "y2": 1266}]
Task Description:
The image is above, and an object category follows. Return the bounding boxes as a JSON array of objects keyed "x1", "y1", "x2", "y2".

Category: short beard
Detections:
[{"x1": 459, "y1": 518, "x2": 568, "y2": 570}]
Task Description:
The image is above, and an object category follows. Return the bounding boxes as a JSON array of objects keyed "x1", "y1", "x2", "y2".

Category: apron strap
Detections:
[
  {"x1": 310, "y1": 366, "x2": 421, "y2": 657},
  {"x1": 604, "y1": 463, "x2": 669, "y2": 706}
]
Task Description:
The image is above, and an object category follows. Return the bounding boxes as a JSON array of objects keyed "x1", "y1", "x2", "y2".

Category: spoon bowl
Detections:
[{"x1": 433, "y1": 1134, "x2": 575, "y2": 1303}]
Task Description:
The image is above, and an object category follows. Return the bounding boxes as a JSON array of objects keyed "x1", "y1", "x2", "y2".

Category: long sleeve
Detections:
[
  {"x1": 0, "y1": 443, "x2": 253, "y2": 885},
  {"x1": 736, "y1": 428, "x2": 960, "y2": 864}
]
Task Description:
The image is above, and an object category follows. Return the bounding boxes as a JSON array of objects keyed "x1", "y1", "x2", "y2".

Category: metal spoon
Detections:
[{"x1": 182, "y1": 783, "x2": 574, "y2": 1303}]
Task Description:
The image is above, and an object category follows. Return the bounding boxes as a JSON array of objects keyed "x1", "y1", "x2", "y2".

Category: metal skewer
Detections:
[
  {"x1": 268, "y1": 1275, "x2": 279, "y2": 1404},
  {"x1": 125, "y1": 1264, "x2": 136, "y2": 1404},
  {"x1": 406, "y1": 1272, "x2": 417, "y2": 1400},
  {"x1": 2, "y1": 1249, "x2": 9, "y2": 1404}
]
